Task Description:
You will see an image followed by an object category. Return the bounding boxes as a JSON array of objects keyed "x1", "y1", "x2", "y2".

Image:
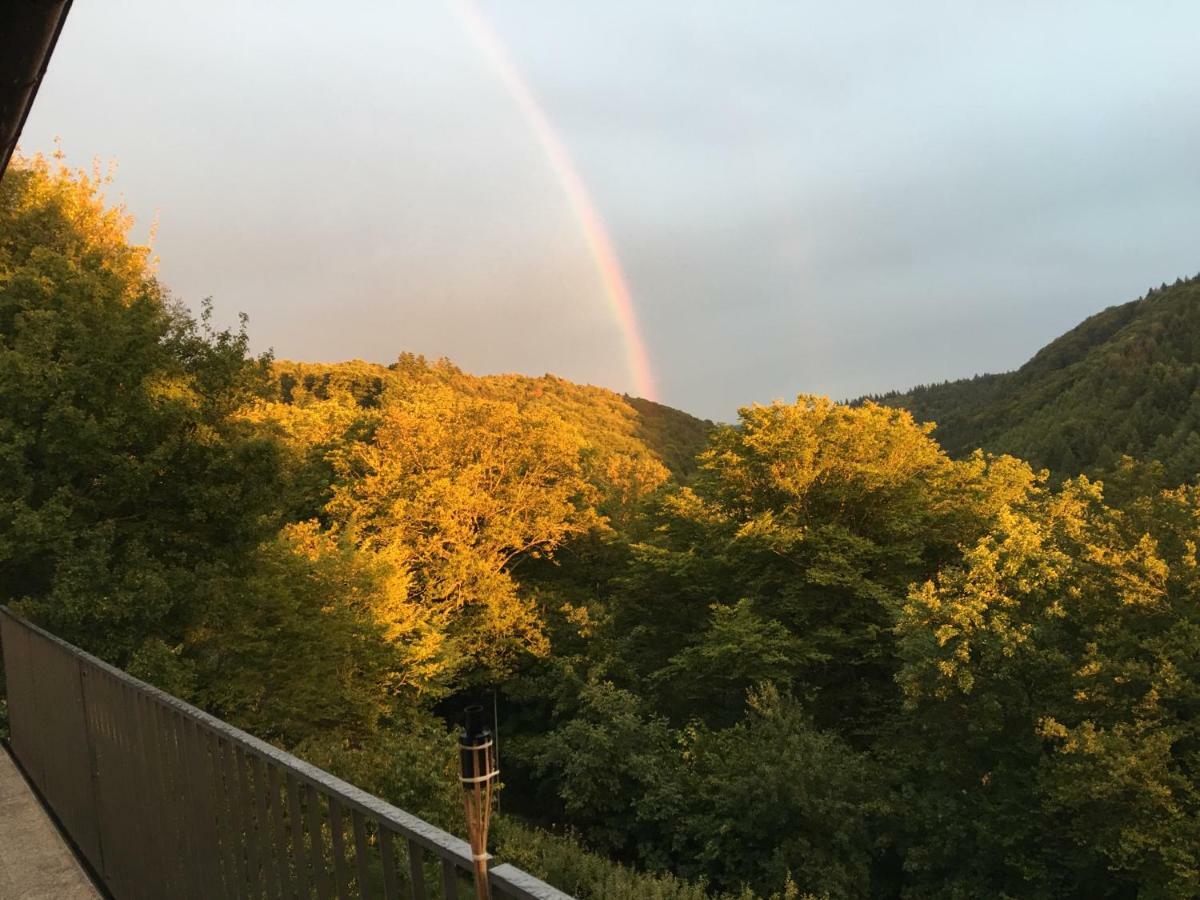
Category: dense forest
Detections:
[
  {"x1": 2, "y1": 154, "x2": 1199, "y2": 899},
  {"x1": 872, "y1": 275, "x2": 1200, "y2": 483}
]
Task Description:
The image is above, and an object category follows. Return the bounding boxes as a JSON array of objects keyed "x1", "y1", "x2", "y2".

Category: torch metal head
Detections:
[{"x1": 462, "y1": 704, "x2": 489, "y2": 742}]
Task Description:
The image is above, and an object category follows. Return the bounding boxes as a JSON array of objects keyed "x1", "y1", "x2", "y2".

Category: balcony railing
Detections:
[{"x1": 0, "y1": 606, "x2": 573, "y2": 900}]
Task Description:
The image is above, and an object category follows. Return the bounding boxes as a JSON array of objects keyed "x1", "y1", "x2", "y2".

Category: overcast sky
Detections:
[{"x1": 19, "y1": 0, "x2": 1200, "y2": 420}]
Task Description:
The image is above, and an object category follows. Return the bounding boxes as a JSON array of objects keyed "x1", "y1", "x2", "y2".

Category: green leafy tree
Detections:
[
  {"x1": 646, "y1": 685, "x2": 879, "y2": 898},
  {"x1": 613, "y1": 397, "x2": 1034, "y2": 740},
  {"x1": 516, "y1": 677, "x2": 675, "y2": 859},
  {"x1": 182, "y1": 524, "x2": 396, "y2": 747},
  {"x1": 893, "y1": 477, "x2": 1200, "y2": 897},
  {"x1": 651, "y1": 599, "x2": 804, "y2": 727},
  {"x1": 0, "y1": 154, "x2": 281, "y2": 662}
]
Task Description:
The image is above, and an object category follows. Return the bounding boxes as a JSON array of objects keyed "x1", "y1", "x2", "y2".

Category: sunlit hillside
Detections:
[{"x1": 269, "y1": 356, "x2": 713, "y2": 479}]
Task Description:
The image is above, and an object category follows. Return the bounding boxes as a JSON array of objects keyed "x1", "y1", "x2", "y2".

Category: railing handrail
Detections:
[{"x1": 0, "y1": 606, "x2": 573, "y2": 900}]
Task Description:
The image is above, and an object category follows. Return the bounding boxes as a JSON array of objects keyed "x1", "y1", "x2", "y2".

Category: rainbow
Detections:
[{"x1": 449, "y1": 0, "x2": 658, "y2": 401}]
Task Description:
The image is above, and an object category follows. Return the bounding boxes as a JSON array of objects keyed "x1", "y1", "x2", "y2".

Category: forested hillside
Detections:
[
  {"x1": 3, "y1": 155, "x2": 1200, "y2": 899},
  {"x1": 269, "y1": 356, "x2": 713, "y2": 479},
  {"x1": 874, "y1": 276, "x2": 1200, "y2": 481}
]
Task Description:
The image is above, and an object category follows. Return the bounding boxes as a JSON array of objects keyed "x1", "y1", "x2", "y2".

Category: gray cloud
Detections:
[{"x1": 20, "y1": 0, "x2": 1200, "y2": 420}]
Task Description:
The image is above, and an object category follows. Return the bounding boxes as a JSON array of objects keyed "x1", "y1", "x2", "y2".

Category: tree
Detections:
[
  {"x1": 181, "y1": 523, "x2": 396, "y2": 747},
  {"x1": 517, "y1": 676, "x2": 675, "y2": 860},
  {"x1": 893, "y1": 477, "x2": 1200, "y2": 897},
  {"x1": 651, "y1": 599, "x2": 805, "y2": 727},
  {"x1": 324, "y1": 385, "x2": 597, "y2": 695},
  {"x1": 612, "y1": 397, "x2": 1034, "y2": 741},
  {"x1": 0, "y1": 153, "x2": 282, "y2": 662},
  {"x1": 646, "y1": 686, "x2": 879, "y2": 898}
]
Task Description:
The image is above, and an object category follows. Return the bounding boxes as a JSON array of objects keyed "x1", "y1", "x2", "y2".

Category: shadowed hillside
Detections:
[{"x1": 873, "y1": 274, "x2": 1200, "y2": 481}]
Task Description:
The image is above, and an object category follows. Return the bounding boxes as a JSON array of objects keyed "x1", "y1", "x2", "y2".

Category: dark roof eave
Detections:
[{"x1": 0, "y1": 0, "x2": 74, "y2": 181}]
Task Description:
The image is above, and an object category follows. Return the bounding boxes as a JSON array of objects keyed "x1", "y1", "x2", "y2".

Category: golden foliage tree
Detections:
[{"x1": 324, "y1": 386, "x2": 596, "y2": 694}]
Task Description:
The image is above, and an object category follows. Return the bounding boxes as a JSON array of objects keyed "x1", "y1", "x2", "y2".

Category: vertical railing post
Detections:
[{"x1": 76, "y1": 661, "x2": 108, "y2": 882}]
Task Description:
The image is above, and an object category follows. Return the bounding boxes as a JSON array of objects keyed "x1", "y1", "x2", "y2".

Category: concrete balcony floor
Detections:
[{"x1": 0, "y1": 745, "x2": 101, "y2": 899}]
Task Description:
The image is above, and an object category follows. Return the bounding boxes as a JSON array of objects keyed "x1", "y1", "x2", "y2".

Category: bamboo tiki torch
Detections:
[{"x1": 459, "y1": 704, "x2": 498, "y2": 900}]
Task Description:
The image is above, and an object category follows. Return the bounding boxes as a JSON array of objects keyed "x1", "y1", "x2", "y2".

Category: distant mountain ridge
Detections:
[
  {"x1": 872, "y1": 273, "x2": 1200, "y2": 482},
  {"x1": 270, "y1": 273, "x2": 1200, "y2": 488}
]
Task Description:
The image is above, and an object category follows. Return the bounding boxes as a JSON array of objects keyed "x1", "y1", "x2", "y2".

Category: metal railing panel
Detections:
[
  {"x1": 0, "y1": 606, "x2": 575, "y2": 900},
  {"x1": 0, "y1": 613, "x2": 105, "y2": 871},
  {"x1": 2, "y1": 614, "x2": 39, "y2": 790}
]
